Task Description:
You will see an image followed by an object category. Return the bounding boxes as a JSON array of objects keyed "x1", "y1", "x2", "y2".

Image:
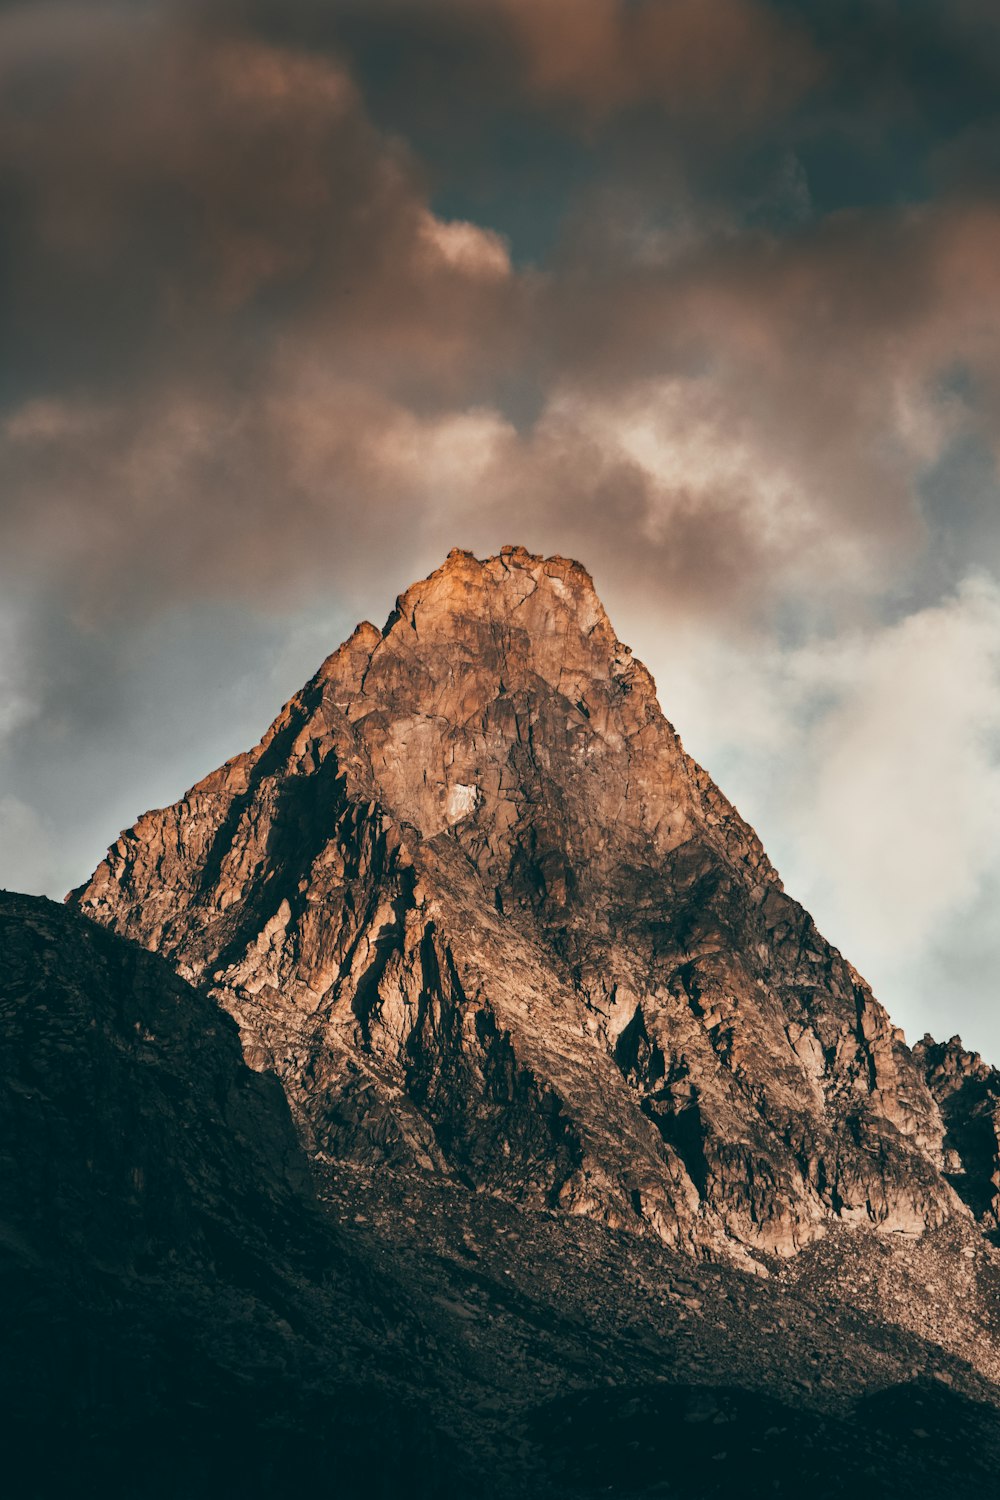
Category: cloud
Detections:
[
  {"x1": 10, "y1": 172, "x2": 1000, "y2": 636},
  {"x1": 0, "y1": 2, "x2": 525, "y2": 617},
  {"x1": 0, "y1": 355, "x2": 909, "y2": 631},
  {"x1": 5, "y1": 4, "x2": 1000, "y2": 643},
  {"x1": 238, "y1": 0, "x2": 820, "y2": 136},
  {"x1": 492, "y1": 0, "x2": 820, "y2": 124},
  {"x1": 793, "y1": 578, "x2": 1000, "y2": 953},
  {"x1": 0, "y1": 3, "x2": 517, "y2": 411},
  {"x1": 0, "y1": 598, "x2": 38, "y2": 742},
  {"x1": 0, "y1": 795, "x2": 58, "y2": 896},
  {"x1": 532, "y1": 199, "x2": 1000, "y2": 593}
]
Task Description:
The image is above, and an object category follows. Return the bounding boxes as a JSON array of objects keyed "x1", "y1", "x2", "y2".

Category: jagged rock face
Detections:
[
  {"x1": 74, "y1": 547, "x2": 962, "y2": 1260},
  {"x1": 915, "y1": 1035, "x2": 1000, "y2": 1237}
]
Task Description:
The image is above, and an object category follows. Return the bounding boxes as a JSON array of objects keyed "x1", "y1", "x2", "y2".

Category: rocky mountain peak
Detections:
[
  {"x1": 308, "y1": 544, "x2": 633, "y2": 849},
  {"x1": 329, "y1": 544, "x2": 615, "y2": 689},
  {"x1": 72, "y1": 550, "x2": 976, "y2": 1265}
]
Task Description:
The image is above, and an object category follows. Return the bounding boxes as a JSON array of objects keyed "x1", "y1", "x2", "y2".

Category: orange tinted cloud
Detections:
[
  {"x1": 0, "y1": 7, "x2": 519, "y2": 402},
  {"x1": 4, "y1": 2, "x2": 1000, "y2": 637},
  {"x1": 492, "y1": 0, "x2": 820, "y2": 122}
]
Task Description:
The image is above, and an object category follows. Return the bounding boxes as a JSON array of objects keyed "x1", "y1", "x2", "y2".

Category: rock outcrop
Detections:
[
  {"x1": 73, "y1": 547, "x2": 966, "y2": 1261},
  {"x1": 915, "y1": 1034, "x2": 1000, "y2": 1237}
]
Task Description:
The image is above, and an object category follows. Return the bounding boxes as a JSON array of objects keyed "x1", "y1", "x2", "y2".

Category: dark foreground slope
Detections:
[
  {"x1": 5, "y1": 892, "x2": 1000, "y2": 1498},
  {"x1": 0, "y1": 893, "x2": 458, "y2": 1498}
]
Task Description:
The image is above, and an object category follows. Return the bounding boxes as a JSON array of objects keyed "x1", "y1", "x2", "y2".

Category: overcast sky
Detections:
[{"x1": 1, "y1": 0, "x2": 999, "y2": 1058}]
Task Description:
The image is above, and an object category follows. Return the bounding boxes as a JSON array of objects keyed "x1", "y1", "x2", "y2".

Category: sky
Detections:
[{"x1": 1, "y1": 0, "x2": 999, "y2": 1057}]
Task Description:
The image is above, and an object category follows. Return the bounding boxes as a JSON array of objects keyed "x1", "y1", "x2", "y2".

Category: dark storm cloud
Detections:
[
  {"x1": 6, "y1": 0, "x2": 1000, "y2": 637},
  {"x1": 0, "y1": 0, "x2": 526, "y2": 616},
  {"x1": 246, "y1": 0, "x2": 823, "y2": 260},
  {"x1": 534, "y1": 198, "x2": 1000, "y2": 536},
  {"x1": 234, "y1": 0, "x2": 820, "y2": 122},
  {"x1": 274, "y1": 0, "x2": 1000, "y2": 218},
  {"x1": 0, "y1": 5, "x2": 993, "y2": 704},
  {"x1": 0, "y1": 2, "x2": 520, "y2": 410}
]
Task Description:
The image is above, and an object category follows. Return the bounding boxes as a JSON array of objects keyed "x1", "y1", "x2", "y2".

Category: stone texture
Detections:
[
  {"x1": 74, "y1": 547, "x2": 968, "y2": 1262},
  {"x1": 915, "y1": 1033, "x2": 1000, "y2": 1236}
]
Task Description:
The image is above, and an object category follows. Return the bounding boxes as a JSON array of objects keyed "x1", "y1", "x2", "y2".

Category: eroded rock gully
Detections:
[{"x1": 72, "y1": 548, "x2": 978, "y2": 1263}]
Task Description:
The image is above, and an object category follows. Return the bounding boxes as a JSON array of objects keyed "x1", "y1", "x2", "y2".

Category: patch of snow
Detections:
[{"x1": 446, "y1": 783, "x2": 480, "y2": 824}]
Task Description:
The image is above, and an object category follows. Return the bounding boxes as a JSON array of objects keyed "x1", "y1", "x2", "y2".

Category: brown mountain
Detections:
[
  {"x1": 10, "y1": 547, "x2": 1000, "y2": 1496},
  {"x1": 72, "y1": 546, "x2": 975, "y2": 1264}
]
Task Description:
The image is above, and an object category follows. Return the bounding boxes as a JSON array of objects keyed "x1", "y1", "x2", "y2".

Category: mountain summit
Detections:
[{"x1": 74, "y1": 547, "x2": 971, "y2": 1263}]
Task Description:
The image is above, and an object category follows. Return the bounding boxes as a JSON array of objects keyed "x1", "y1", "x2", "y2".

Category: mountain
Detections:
[
  {"x1": 8, "y1": 547, "x2": 1000, "y2": 1496},
  {"x1": 74, "y1": 546, "x2": 965, "y2": 1263}
]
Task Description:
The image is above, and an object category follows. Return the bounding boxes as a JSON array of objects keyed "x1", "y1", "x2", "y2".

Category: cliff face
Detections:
[
  {"x1": 74, "y1": 546, "x2": 963, "y2": 1261},
  {"x1": 915, "y1": 1034, "x2": 1000, "y2": 1237}
]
